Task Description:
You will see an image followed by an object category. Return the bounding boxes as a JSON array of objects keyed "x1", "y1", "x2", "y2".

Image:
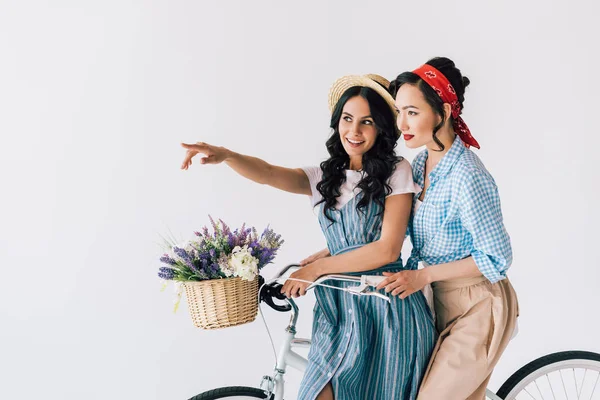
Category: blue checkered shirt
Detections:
[{"x1": 407, "y1": 136, "x2": 512, "y2": 283}]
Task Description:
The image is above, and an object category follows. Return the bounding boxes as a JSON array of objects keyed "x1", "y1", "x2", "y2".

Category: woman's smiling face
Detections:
[{"x1": 338, "y1": 95, "x2": 378, "y2": 160}]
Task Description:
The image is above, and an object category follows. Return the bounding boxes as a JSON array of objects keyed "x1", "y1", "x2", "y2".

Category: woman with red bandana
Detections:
[
  {"x1": 376, "y1": 57, "x2": 520, "y2": 399},
  {"x1": 304, "y1": 57, "x2": 519, "y2": 399}
]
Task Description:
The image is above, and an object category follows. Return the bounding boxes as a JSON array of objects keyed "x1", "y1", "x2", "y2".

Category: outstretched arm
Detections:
[{"x1": 181, "y1": 142, "x2": 311, "y2": 196}]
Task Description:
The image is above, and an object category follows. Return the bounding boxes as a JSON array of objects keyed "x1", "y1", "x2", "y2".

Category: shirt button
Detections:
[
  {"x1": 346, "y1": 333, "x2": 351, "y2": 338},
  {"x1": 327, "y1": 372, "x2": 333, "y2": 377},
  {"x1": 340, "y1": 236, "x2": 344, "y2": 241},
  {"x1": 348, "y1": 309, "x2": 353, "y2": 314},
  {"x1": 338, "y1": 353, "x2": 343, "y2": 357}
]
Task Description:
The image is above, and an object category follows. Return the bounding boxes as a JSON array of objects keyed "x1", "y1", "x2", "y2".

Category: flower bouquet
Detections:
[{"x1": 158, "y1": 216, "x2": 284, "y2": 329}]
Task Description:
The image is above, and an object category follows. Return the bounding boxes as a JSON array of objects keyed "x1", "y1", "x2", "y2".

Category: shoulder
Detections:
[
  {"x1": 454, "y1": 149, "x2": 497, "y2": 187},
  {"x1": 451, "y1": 150, "x2": 500, "y2": 204},
  {"x1": 394, "y1": 157, "x2": 412, "y2": 175},
  {"x1": 300, "y1": 166, "x2": 323, "y2": 207},
  {"x1": 386, "y1": 158, "x2": 421, "y2": 195},
  {"x1": 301, "y1": 166, "x2": 323, "y2": 183}
]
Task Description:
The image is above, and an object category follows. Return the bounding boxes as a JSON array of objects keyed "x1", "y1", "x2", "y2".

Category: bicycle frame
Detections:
[
  {"x1": 260, "y1": 265, "x2": 503, "y2": 400},
  {"x1": 260, "y1": 298, "x2": 308, "y2": 400}
]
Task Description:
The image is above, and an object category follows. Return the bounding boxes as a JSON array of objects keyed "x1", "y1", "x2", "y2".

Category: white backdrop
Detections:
[{"x1": 1, "y1": 1, "x2": 599, "y2": 399}]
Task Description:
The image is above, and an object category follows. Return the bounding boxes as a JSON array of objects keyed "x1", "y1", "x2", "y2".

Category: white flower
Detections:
[
  {"x1": 228, "y1": 245, "x2": 259, "y2": 281},
  {"x1": 221, "y1": 263, "x2": 235, "y2": 277},
  {"x1": 218, "y1": 253, "x2": 233, "y2": 277}
]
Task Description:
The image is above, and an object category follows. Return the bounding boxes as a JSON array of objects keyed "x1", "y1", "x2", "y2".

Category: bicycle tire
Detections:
[
  {"x1": 188, "y1": 386, "x2": 274, "y2": 400},
  {"x1": 496, "y1": 350, "x2": 600, "y2": 399}
]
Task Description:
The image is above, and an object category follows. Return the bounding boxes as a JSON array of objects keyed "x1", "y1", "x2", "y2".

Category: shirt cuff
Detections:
[{"x1": 472, "y1": 250, "x2": 507, "y2": 284}]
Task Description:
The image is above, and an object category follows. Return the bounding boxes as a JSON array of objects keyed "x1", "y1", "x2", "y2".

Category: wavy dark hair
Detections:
[
  {"x1": 316, "y1": 86, "x2": 402, "y2": 223},
  {"x1": 389, "y1": 56, "x2": 470, "y2": 151}
]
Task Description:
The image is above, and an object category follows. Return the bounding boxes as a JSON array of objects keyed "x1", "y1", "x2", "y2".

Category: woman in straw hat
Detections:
[
  {"x1": 180, "y1": 74, "x2": 437, "y2": 400},
  {"x1": 373, "y1": 57, "x2": 519, "y2": 400}
]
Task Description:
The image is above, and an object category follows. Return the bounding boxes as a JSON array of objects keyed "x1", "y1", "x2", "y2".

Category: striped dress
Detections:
[{"x1": 298, "y1": 165, "x2": 437, "y2": 400}]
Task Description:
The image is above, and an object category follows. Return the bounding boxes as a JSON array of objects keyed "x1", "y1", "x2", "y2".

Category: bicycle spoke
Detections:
[
  {"x1": 537, "y1": 367, "x2": 600, "y2": 400},
  {"x1": 534, "y1": 379, "x2": 543, "y2": 400},
  {"x1": 576, "y1": 368, "x2": 584, "y2": 400},
  {"x1": 523, "y1": 386, "x2": 538, "y2": 400},
  {"x1": 499, "y1": 354, "x2": 600, "y2": 400},
  {"x1": 559, "y1": 370, "x2": 568, "y2": 399},
  {"x1": 546, "y1": 373, "x2": 557, "y2": 400},
  {"x1": 590, "y1": 371, "x2": 599, "y2": 399}
]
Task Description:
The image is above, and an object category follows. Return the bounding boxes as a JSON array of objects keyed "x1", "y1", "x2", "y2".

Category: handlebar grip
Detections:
[
  {"x1": 264, "y1": 294, "x2": 292, "y2": 312},
  {"x1": 259, "y1": 280, "x2": 292, "y2": 312}
]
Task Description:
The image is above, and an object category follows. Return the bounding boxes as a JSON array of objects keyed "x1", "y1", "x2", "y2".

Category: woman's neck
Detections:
[
  {"x1": 348, "y1": 156, "x2": 362, "y2": 171},
  {"x1": 425, "y1": 128, "x2": 456, "y2": 166}
]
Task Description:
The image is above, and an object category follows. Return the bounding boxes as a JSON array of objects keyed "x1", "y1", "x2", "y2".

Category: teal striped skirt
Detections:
[{"x1": 298, "y1": 266, "x2": 437, "y2": 400}]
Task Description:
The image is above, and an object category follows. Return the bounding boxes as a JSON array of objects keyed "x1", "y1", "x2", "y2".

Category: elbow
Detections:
[
  {"x1": 387, "y1": 250, "x2": 402, "y2": 265},
  {"x1": 472, "y1": 250, "x2": 510, "y2": 283},
  {"x1": 505, "y1": 252, "x2": 513, "y2": 270},
  {"x1": 380, "y1": 241, "x2": 402, "y2": 265}
]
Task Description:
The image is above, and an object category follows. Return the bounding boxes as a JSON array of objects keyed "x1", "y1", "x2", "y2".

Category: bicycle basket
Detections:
[{"x1": 183, "y1": 277, "x2": 259, "y2": 329}]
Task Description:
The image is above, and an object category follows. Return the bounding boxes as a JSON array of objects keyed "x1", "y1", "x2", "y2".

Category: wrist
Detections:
[
  {"x1": 223, "y1": 147, "x2": 234, "y2": 161},
  {"x1": 312, "y1": 259, "x2": 327, "y2": 278},
  {"x1": 423, "y1": 267, "x2": 435, "y2": 284}
]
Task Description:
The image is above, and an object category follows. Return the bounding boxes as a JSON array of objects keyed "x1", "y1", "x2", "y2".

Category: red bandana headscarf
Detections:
[{"x1": 412, "y1": 64, "x2": 480, "y2": 149}]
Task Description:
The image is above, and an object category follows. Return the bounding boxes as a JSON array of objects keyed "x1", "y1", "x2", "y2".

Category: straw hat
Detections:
[{"x1": 327, "y1": 74, "x2": 397, "y2": 118}]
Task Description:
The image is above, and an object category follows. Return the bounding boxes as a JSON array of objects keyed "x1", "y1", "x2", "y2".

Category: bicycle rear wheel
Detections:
[
  {"x1": 497, "y1": 350, "x2": 600, "y2": 399},
  {"x1": 188, "y1": 386, "x2": 273, "y2": 400}
]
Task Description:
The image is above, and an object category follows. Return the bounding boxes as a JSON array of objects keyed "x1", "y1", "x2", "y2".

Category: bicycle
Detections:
[{"x1": 189, "y1": 264, "x2": 600, "y2": 400}]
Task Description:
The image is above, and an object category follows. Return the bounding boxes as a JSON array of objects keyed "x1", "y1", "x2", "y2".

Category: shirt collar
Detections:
[{"x1": 425, "y1": 135, "x2": 466, "y2": 184}]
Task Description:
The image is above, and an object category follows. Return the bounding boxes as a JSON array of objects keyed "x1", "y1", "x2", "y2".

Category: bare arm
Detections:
[
  {"x1": 376, "y1": 252, "x2": 483, "y2": 299},
  {"x1": 313, "y1": 194, "x2": 411, "y2": 275},
  {"x1": 424, "y1": 256, "x2": 481, "y2": 282},
  {"x1": 281, "y1": 193, "x2": 413, "y2": 297},
  {"x1": 300, "y1": 248, "x2": 331, "y2": 266},
  {"x1": 181, "y1": 142, "x2": 311, "y2": 195}
]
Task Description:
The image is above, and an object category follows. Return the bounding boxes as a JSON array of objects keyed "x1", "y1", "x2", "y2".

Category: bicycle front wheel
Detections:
[
  {"x1": 188, "y1": 386, "x2": 273, "y2": 400},
  {"x1": 497, "y1": 350, "x2": 600, "y2": 399}
]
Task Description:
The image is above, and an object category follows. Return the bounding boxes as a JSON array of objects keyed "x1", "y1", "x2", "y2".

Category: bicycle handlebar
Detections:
[{"x1": 260, "y1": 264, "x2": 391, "y2": 313}]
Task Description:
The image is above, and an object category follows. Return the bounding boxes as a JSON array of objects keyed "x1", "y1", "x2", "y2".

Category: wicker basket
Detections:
[{"x1": 183, "y1": 277, "x2": 259, "y2": 329}]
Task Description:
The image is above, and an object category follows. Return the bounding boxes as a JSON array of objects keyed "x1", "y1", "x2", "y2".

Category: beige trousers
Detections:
[{"x1": 417, "y1": 276, "x2": 519, "y2": 400}]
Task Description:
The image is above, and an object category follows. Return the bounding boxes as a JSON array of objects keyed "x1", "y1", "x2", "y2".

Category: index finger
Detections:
[
  {"x1": 376, "y1": 275, "x2": 396, "y2": 290},
  {"x1": 181, "y1": 142, "x2": 208, "y2": 151},
  {"x1": 300, "y1": 256, "x2": 314, "y2": 266}
]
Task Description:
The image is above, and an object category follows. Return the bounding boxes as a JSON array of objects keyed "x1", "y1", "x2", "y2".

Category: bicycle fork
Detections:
[{"x1": 260, "y1": 299, "x2": 310, "y2": 399}]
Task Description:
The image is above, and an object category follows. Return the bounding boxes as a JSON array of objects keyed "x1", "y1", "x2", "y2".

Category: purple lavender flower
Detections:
[
  {"x1": 257, "y1": 247, "x2": 275, "y2": 268},
  {"x1": 261, "y1": 226, "x2": 270, "y2": 237},
  {"x1": 159, "y1": 254, "x2": 177, "y2": 265},
  {"x1": 198, "y1": 250, "x2": 211, "y2": 263},
  {"x1": 208, "y1": 263, "x2": 221, "y2": 278},
  {"x1": 227, "y1": 232, "x2": 237, "y2": 249},
  {"x1": 208, "y1": 215, "x2": 219, "y2": 237},
  {"x1": 158, "y1": 267, "x2": 176, "y2": 280},
  {"x1": 158, "y1": 217, "x2": 283, "y2": 281},
  {"x1": 173, "y1": 246, "x2": 190, "y2": 261},
  {"x1": 248, "y1": 240, "x2": 259, "y2": 254},
  {"x1": 173, "y1": 246, "x2": 198, "y2": 272},
  {"x1": 219, "y1": 219, "x2": 231, "y2": 236}
]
